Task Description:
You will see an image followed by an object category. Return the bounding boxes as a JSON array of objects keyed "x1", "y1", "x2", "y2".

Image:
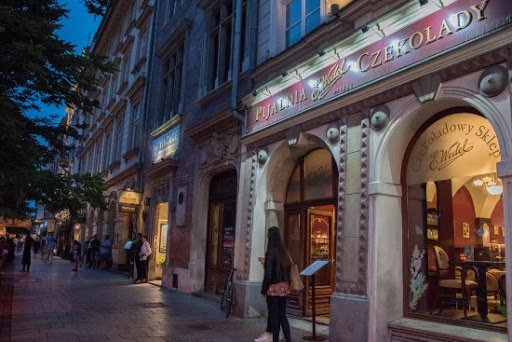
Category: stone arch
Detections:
[
  {"x1": 368, "y1": 81, "x2": 510, "y2": 341},
  {"x1": 188, "y1": 162, "x2": 240, "y2": 292}
]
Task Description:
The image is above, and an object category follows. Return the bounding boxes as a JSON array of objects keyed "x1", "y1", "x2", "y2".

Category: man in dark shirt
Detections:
[{"x1": 132, "y1": 233, "x2": 143, "y2": 283}]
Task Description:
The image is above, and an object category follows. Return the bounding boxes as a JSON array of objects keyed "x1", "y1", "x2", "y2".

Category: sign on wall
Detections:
[
  {"x1": 406, "y1": 113, "x2": 500, "y2": 184},
  {"x1": 119, "y1": 190, "x2": 141, "y2": 205},
  {"x1": 245, "y1": 0, "x2": 512, "y2": 134},
  {"x1": 152, "y1": 125, "x2": 180, "y2": 163}
]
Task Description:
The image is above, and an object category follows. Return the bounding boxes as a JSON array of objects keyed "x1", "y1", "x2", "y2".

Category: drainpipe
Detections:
[{"x1": 230, "y1": 0, "x2": 244, "y2": 122}]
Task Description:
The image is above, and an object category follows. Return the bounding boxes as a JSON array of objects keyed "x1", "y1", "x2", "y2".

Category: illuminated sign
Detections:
[
  {"x1": 119, "y1": 204, "x2": 137, "y2": 213},
  {"x1": 246, "y1": 0, "x2": 512, "y2": 134},
  {"x1": 152, "y1": 125, "x2": 180, "y2": 163},
  {"x1": 119, "y1": 190, "x2": 141, "y2": 205}
]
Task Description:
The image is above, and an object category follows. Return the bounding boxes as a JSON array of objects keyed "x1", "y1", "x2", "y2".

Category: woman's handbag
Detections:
[{"x1": 289, "y1": 258, "x2": 304, "y2": 292}]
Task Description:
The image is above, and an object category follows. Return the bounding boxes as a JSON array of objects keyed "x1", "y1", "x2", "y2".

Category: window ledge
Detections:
[
  {"x1": 388, "y1": 318, "x2": 507, "y2": 342},
  {"x1": 123, "y1": 147, "x2": 139, "y2": 162},
  {"x1": 131, "y1": 57, "x2": 147, "y2": 75},
  {"x1": 196, "y1": 81, "x2": 232, "y2": 107},
  {"x1": 108, "y1": 160, "x2": 121, "y2": 172}
]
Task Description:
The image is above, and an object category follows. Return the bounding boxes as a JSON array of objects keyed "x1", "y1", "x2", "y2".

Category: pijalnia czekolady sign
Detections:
[{"x1": 246, "y1": 0, "x2": 512, "y2": 134}]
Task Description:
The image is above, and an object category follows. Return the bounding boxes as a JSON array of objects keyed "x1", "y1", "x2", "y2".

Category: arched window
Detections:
[{"x1": 404, "y1": 111, "x2": 506, "y2": 330}]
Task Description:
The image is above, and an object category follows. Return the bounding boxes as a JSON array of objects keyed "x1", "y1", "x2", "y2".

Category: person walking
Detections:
[
  {"x1": 100, "y1": 235, "x2": 112, "y2": 270},
  {"x1": 260, "y1": 226, "x2": 292, "y2": 342},
  {"x1": 72, "y1": 240, "x2": 82, "y2": 271},
  {"x1": 21, "y1": 232, "x2": 34, "y2": 272},
  {"x1": 135, "y1": 234, "x2": 151, "y2": 284}
]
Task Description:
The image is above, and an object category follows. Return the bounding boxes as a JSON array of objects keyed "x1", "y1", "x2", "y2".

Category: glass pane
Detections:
[
  {"x1": 286, "y1": 165, "x2": 301, "y2": 203},
  {"x1": 286, "y1": 0, "x2": 301, "y2": 28},
  {"x1": 309, "y1": 205, "x2": 334, "y2": 286},
  {"x1": 306, "y1": 0, "x2": 320, "y2": 14},
  {"x1": 303, "y1": 149, "x2": 333, "y2": 201},
  {"x1": 286, "y1": 214, "x2": 302, "y2": 269},
  {"x1": 286, "y1": 23, "x2": 302, "y2": 47},
  {"x1": 305, "y1": 8, "x2": 321, "y2": 33},
  {"x1": 405, "y1": 113, "x2": 505, "y2": 328}
]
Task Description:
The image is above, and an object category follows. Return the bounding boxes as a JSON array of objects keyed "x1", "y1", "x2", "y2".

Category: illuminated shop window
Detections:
[{"x1": 405, "y1": 112, "x2": 506, "y2": 331}]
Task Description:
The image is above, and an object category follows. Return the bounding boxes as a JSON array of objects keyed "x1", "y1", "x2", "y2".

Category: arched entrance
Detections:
[
  {"x1": 403, "y1": 110, "x2": 506, "y2": 329},
  {"x1": 284, "y1": 148, "x2": 337, "y2": 316},
  {"x1": 153, "y1": 202, "x2": 168, "y2": 280},
  {"x1": 205, "y1": 169, "x2": 238, "y2": 295}
]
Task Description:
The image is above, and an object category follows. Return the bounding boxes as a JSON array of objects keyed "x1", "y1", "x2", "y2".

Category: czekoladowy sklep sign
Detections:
[
  {"x1": 246, "y1": 0, "x2": 512, "y2": 134},
  {"x1": 406, "y1": 113, "x2": 500, "y2": 184}
]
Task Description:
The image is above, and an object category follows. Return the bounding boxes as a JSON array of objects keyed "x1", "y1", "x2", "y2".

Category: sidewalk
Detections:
[{"x1": 0, "y1": 254, "x2": 330, "y2": 342}]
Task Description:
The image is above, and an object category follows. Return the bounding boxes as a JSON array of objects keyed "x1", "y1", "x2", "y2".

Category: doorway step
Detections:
[{"x1": 287, "y1": 315, "x2": 330, "y2": 337}]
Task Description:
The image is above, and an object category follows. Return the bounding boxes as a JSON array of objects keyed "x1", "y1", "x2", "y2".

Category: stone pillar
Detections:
[{"x1": 496, "y1": 159, "x2": 512, "y2": 337}]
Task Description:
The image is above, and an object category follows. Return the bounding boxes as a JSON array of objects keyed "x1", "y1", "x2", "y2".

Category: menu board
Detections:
[{"x1": 221, "y1": 225, "x2": 234, "y2": 268}]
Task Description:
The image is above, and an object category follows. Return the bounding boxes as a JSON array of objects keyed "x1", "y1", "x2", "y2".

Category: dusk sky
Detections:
[{"x1": 29, "y1": 1, "x2": 101, "y2": 121}]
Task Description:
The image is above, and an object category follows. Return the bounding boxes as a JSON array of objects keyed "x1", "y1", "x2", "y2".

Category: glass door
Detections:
[{"x1": 285, "y1": 209, "x2": 305, "y2": 315}]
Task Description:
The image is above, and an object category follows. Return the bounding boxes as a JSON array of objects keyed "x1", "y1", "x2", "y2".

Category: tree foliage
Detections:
[{"x1": 0, "y1": 0, "x2": 113, "y2": 219}]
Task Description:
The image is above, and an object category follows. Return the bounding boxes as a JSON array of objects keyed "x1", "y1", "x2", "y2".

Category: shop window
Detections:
[{"x1": 404, "y1": 112, "x2": 506, "y2": 330}]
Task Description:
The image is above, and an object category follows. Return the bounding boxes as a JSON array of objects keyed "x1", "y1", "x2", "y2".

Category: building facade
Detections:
[
  {"x1": 72, "y1": 0, "x2": 156, "y2": 270},
  {"x1": 75, "y1": 0, "x2": 512, "y2": 341},
  {"x1": 238, "y1": 0, "x2": 512, "y2": 341}
]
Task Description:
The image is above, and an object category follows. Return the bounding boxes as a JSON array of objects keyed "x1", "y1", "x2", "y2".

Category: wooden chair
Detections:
[
  {"x1": 470, "y1": 272, "x2": 500, "y2": 312},
  {"x1": 433, "y1": 246, "x2": 478, "y2": 316}
]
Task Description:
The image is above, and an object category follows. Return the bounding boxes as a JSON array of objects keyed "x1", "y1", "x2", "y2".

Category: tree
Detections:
[{"x1": 0, "y1": 0, "x2": 113, "y2": 219}]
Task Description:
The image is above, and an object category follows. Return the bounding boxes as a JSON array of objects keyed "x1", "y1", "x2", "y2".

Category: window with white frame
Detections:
[
  {"x1": 285, "y1": 0, "x2": 320, "y2": 47},
  {"x1": 158, "y1": 43, "x2": 184, "y2": 126},
  {"x1": 130, "y1": 103, "x2": 140, "y2": 149},
  {"x1": 205, "y1": 0, "x2": 246, "y2": 91}
]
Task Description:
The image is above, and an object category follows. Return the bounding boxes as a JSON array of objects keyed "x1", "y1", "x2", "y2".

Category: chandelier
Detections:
[{"x1": 472, "y1": 174, "x2": 503, "y2": 195}]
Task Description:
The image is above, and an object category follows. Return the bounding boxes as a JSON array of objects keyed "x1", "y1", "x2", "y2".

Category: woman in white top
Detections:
[{"x1": 135, "y1": 235, "x2": 152, "y2": 283}]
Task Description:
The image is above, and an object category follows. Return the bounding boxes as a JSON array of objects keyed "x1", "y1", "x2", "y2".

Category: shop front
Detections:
[{"x1": 237, "y1": 0, "x2": 512, "y2": 340}]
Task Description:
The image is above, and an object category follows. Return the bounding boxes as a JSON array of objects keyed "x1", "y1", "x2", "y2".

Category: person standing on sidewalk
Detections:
[
  {"x1": 90, "y1": 234, "x2": 101, "y2": 269},
  {"x1": 135, "y1": 234, "x2": 151, "y2": 284},
  {"x1": 100, "y1": 235, "x2": 112, "y2": 270},
  {"x1": 44, "y1": 233, "x2": 55, "y2": 264},
  {"x1": 260, "y1": 226, "x2": 291, "y2": 342},
  {"x1": 72, "y1": 240, "x2": 82, "y2": 271},
  {"x1": 132, "y1": 233, "x2": 143, "y2": 283},
  {"x1": 21, "y1": 232, "x2": 34, "y2": 272}
]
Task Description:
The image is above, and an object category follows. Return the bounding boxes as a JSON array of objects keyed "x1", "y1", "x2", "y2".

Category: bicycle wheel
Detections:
[
  {"x1": 220, "y1": 280, "x2": 231, "y2": 311},
  {"x1": 224, "y1": 282, "x2": 234, "y2": 318}
]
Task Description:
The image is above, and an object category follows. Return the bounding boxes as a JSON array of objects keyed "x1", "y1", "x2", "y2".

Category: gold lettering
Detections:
[
  {"x1": 371, "y1": 50, "x2": 382, "y2": 69},
  {"x1": 384, "y1": 45, "x2": 394, "y2": 62},
  {"x1": 357, "y1": 52, "x2": 370, "y2": 72},
  {"x1": 290, "y1": 91, "x2": 298, "y2": 105},
  {"x1": 470, "y1": 0, "x2": 489, "y2": 21},
  {"x1": 425, "y1": 26, "x2": 437, "y2": 44},
  {"x1": 437, "y1": 19, "x2": 453, "y2": 39},
  {"x1": 395, "y1": 38, "x2": 410, "y2": 57},
  {"x1": 409, "y1": 31, "x2": 424, "y2": 49},
  {"x1": 300, "y1": 88, "x2": 307, "y2": 102},
  {"x1": 279, "y1": 98, "x2": 286, "y2": 111},
  {"x1": 255, "y1": 106, "x2": 262, "y2": 122},
  {"x1": 264, "y1": 104, "x2": 271, "y2": 120},
  {"x1": 454, "y1": 10, "x2": 472, "y2": 31},
  {"x1": 270, "y1": 103, "x2": 277, "y2": 116}
]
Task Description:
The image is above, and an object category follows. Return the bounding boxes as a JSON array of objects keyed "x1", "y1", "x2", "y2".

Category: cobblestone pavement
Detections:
[{"x1": 0, "y1": 253, "x2": 329, "y2": 342}]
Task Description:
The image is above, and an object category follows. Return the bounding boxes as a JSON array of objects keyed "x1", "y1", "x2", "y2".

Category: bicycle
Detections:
[{"x1": 220, "y1": 267, "x2": 236, "y2": 318}]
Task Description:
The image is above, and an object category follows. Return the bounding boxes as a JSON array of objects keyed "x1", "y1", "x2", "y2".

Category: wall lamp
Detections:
[
  {"x1": 361, "y1": 25, "x2": 369, "y2": 33},
  {"x1": 317, "y1": 49, "x2": 326, "y2": 57},
  {"x1": 419, "y1": 0, "x2": 428, "y2": 6},
  {"x1": 252, "y1": 86, "x2": 272, "y2": 97},
  {"x1": 282, "y1": 70, "x2": 288, "y2": 77}
]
